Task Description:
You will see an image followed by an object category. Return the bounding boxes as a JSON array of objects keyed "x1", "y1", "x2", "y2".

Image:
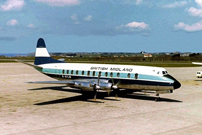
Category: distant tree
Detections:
[
  {"x1": 0, "y1": 55, "x2": 6, "y2": 58},
  {"x1": 171, "y1": 54, "x2": 181, "y2": 61},
  {"x1": 189, "y1": 53, "x2": 199, "y2": 57}
]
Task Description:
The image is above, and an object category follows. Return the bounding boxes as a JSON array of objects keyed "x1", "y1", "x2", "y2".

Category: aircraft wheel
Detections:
[{"x1": 155, "y1": 97, "x2": 160, "y2": 102}]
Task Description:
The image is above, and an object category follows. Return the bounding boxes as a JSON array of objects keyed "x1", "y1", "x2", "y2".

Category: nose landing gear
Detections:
[{"x1": 155, "y1": 93, "x2": 160, "y2": 102}]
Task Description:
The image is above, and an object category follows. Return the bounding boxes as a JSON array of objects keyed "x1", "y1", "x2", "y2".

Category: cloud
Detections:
[
  {"x1": 174, "y1": 21, "x2": 202, "y2": 32},
  {"x1": 7, "y1": 19, "x2": 19, "y2": 26},
  {"x1": 116, "y1": 21, "x2": 150, "y2": 35},
  {"x1": 71, "y1": 14, "x2": 78, "y2": 21},
  {"x1": 35, "y1": 0, "x2": 80, "y2": 6},
  {"x1": 84, "y1": 15, "x2": 92, "y2": 21},
  {"x1": 1, "y1": 0, "x2": 25, "y2": 11},
  {"x1": 188, "y1": 0, "x2": 202, "y2": 17},
  {"x1": 162, "y1": 1, "x2": 187, "y2": 8},
  {"x1": 70, "y1": 14, "x2": 80, "y2": 24},
  {"x1": 136, "y1": 0, "x2": 142, "y2": 5},
  {"x1": 0, "y1": 36, "x2": 16, "y2": 41},
  {"x1": 126, "y1": 21, "x2": 149, "y2": 29},
  {"x1": 108, "y1": 0, "x2": 143, "y2": 5},
  {"x1": 27, "y1": 24, "x2": 35, "y2": 28},
  {"x1": 195, "y1": 0, "x2": 202, "y2": 7},
  {"x1": 188, "y1": 7, "x2": 202, "y2": 17}
]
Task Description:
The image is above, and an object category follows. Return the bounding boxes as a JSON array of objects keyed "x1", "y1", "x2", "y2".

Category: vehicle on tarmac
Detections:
[{"x1": 196, "y1": 71, "x2": 202, "y2": 78}]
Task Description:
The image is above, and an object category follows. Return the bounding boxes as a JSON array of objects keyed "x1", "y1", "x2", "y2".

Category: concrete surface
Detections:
[{"x1": 1, "y1": 63, "x2": 202, "y2": 135}]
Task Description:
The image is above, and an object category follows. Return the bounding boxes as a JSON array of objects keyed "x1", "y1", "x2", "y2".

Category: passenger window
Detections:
[
  {"x1": 82, "y1": 71, "x2": 84, "y2": 75},
  {"x1": 76, "y1": 70, "x2": 78, "y2": 75},
  {"x1": 98, "y1": 71, "x2": 102, "y2": 77},
  {"x1": 117, "y1": 73, "x2": 120, "y2": 77},
  {"x1": 105, "y1": 72, "x2": 108, "y2": 77},
  {"x1": 92, "y1": 71, "x2": 95, "y2": 76},
  {"x1": 110, "y1": 72, "x2": 113, "y2": 77},
  {"x1": 62, "y1": 70, "x2": 65, "y2": 74},
  {"x1": 87, "y1": 71, "x2": 90, "y2": 76},
  {"x1": 67, "y1": 70, "x2": 69, "y2": 74},
  {"x1": 71, "y1": 70, "x2": 74, "y2": 74},
  {"x1": 127, "y1": 73, "x2": 130, "y2": 78},
  {"x1": 135, "y1": 73, "x2": 138, "y2": 79}
]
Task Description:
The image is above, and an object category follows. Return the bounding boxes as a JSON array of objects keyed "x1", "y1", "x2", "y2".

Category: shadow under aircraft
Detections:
[{"x1": 29, "y1": 86, "x2": 182, "y2": 105}]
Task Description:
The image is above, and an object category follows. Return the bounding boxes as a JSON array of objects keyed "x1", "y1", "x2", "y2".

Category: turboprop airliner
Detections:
[
  {"x1": 18, "y1": 38, "x2": 181, "y2": 101},
  {"x1": 192, "y1": 62, "x2": 202, "y2": 65}
]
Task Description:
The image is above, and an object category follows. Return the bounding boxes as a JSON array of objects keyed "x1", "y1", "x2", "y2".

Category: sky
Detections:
[{"x1": 1, "y1": 0, "x2": 202, "y2": 53}]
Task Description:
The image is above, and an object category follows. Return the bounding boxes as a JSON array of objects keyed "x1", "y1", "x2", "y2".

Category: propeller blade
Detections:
[
  {"x1": 97, "y1": 74, "x2": 100, "y2": 86},
  {"x1": 114, "y1": 89, "x2": 120, "y2": 99},
  {"x1": 94, "y1": 93, "x2": 97, "y2": 100},
  {"x1": 116, "y1": 80, "x2": 121, "y2": 85},
  {"x1": 111, "y1": 78, "x2": 115, "y2": 85},
  {"x1": 111, "y1": 80, "x2": 121, "y2": 99},
  {"x1": 93, "y1": 84, "x2": 97, "y2": 101},
  {"x1": 107, "y1": 89, "x2": 111, "y2": 96},
  {"x1": 107, "y1": 78, "x2": 115, "y2": 96},
  {"x1": 93, "y1": 74, "x2": 101, "y2": 100}
]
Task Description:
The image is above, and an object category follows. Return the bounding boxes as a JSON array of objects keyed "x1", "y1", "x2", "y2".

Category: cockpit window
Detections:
[{"x1": 162, "y1": 71, "x2": 168, "y2": 75}]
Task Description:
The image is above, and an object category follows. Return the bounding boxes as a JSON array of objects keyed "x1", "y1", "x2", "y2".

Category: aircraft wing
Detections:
[
  {"x1": 28, "y1": 79, "x2": 109, "y2": 85},
  {"x1": 28, "y1": 79, "x2": 112, "y2": 91},
  {"x1": 28, "y1": 81, "x2": 75, "y2": 85},
  {"x1": 192, "y1": 62, "x2": 202, "y2": 65}
]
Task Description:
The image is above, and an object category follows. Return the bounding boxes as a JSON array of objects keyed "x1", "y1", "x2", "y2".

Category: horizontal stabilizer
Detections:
[{"x1": 15, "y1": 60, "x2": 42, "y2": 70}]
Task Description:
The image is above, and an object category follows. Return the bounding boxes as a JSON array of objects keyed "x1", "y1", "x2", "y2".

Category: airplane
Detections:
[
  {"x1": 17, "y1": 38, "x2": 181, "y2": 101},
  {"x1": 192, "y1": 62, "x2": 202, "y2": 78},
  {"x1": 192, "y1": 62, "x2": 202, "y2": 65}
]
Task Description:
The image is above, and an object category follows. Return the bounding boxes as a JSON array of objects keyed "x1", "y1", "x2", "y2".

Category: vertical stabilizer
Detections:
[
  {"x1": 34, "y1": 38, "x2": 64, "y2": 65},
  {"x1": 35, "y1": 38, "x2": 50, "y2": 57}
]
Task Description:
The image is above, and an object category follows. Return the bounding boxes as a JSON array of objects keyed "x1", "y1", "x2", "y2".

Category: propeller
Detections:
[
  {"x1": 93, "y1": 74, "x2": 101, "y2": 100},
  {"x1": 110, "y1": 78, "x2": 121, "y2": 99}
]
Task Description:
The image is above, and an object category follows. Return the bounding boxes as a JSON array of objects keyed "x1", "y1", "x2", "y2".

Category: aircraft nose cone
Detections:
[
  {"x1": 164, "y1": 74, "x2": 181, "y2": 89},
  {"x1": 173, "y1": 80, "x2": 181, "y2": 89}
]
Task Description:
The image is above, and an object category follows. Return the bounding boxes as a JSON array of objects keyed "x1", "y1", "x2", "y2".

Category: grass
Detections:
[
  {"x1": 0, "y1": 57, "x2": 201, "y2": 67},
  {"x1": 65, "y1": 61, "x2": 199, "y2": 67}
]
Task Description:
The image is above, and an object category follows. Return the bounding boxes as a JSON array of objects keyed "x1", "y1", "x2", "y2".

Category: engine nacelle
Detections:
[{"x1": 73, "y1": 82, "x2": 112, "y2": 91}]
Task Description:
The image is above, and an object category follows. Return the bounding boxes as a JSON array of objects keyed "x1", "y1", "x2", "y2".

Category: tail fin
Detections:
[{"x1": 34, "y1": 38, "x2": 64, "y2": 65}]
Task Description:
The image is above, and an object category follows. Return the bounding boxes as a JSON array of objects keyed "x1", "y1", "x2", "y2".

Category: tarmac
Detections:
[{"x1": 1, "y1": 63, "x2": 202, "y2": 135}]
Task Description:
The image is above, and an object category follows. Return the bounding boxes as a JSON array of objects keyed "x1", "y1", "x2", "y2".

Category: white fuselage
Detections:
[{"x1": 38, "y1": 63, "x2": 175, "y2": 91}]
